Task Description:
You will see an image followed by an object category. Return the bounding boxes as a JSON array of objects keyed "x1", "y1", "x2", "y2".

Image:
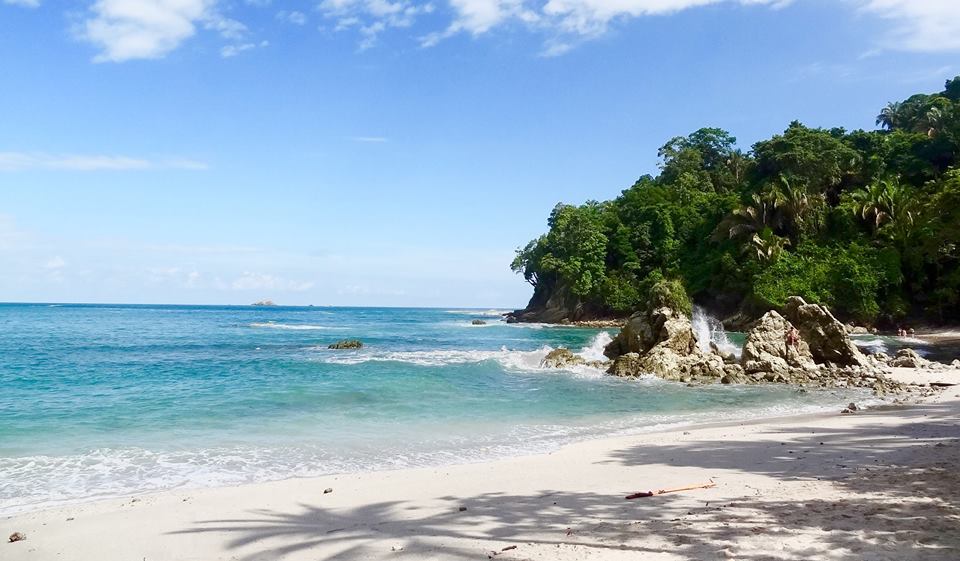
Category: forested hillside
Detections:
[{"x1": 510, "y1": 78, "x2": 960, "y2": 326}]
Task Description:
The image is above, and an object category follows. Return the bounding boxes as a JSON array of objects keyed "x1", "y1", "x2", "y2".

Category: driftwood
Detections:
[{"x1": 626, "y1": 480, "x2": 715, "y2": 499}]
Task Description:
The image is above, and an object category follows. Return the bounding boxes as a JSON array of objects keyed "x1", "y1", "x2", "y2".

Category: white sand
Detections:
[{"x1": 4, "y1": 370, "x2": 960, "y2": 561}]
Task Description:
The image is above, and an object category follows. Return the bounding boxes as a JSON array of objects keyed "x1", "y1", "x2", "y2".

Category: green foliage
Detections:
[
  {"x1": 648, "y1": 278, "x2": 692, "y2": 317},
  {"x1": 512, "y1": 77, "x2": 960, "y2": 322},
  {"x1": 752, "y1": 244, "x2": 900, "y2": 322}
]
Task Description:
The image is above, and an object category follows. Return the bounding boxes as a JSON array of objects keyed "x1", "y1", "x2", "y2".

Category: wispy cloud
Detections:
[
  {"x1": 228, "y1": 272, "x2": 315, "y2": 292},
  {"x1": 349, "y1": 136, "x2": 389, "y2": 143},
  {"x1": 46, "y1": 0, "x2": 960, "y2": 61},
  {"x1": 0, "y1": 152, "x2": 208, "y2": 172},
  {"x1": 221, "y1": 40, "x2": 269, "y2": 57},
  {"x1": 857, "y1": 0, "x2": 960, "y2": 52},
  {"x1": 320, "y1": 0, "x2": 434, "y2": 50},
  {"x1": 3, "y1": 0, "x2": 40, "y2": 7}
]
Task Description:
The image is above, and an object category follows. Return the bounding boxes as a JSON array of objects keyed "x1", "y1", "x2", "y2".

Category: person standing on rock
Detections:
[{"x1": 785, "y1": 326, "x2": 800, "y2": 350}]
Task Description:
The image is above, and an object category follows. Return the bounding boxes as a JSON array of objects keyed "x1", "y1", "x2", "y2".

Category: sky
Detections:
[{"x1": 1, "y1": 0, "x2": 958, "y2": 307}]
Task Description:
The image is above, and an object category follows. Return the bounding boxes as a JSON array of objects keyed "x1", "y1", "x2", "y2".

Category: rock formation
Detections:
[
  {"x1": 783, "y1": 296, "x2": 870, "y2": 368},
  {"x1": 741, "y1": 311, "x2": 817, "y2": 375},
  {"x1": 603, "y1": 285, "x2": 726, "y2": 384},
  {"x1": 601, "y1": 291, "x2": 907, "y2": 395}
]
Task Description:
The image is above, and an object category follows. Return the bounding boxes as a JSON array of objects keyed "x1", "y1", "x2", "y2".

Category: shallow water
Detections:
[{"x1": 0, "y1": 304, "x2": 873, "y2": 515}]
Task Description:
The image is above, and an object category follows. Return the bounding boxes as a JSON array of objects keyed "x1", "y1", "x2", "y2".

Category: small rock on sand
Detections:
[
  {"x1": 323, "y1": 487, "x2": 333, "y2": 494},
  {"x1": 8, "y1": 532, "x2": 26, "y2": 543}
]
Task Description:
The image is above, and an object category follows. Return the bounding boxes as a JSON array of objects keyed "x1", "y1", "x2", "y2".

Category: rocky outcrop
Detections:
[
  {"x1": 251, "y1": 300, "x2": 276, "y2": 306},
  {"x1": 783, "y1": 296, "x2": 870, "y2": 368},
  {"x1": 602, "y1": 291, "x2": 910, "y2": 395},
  {"x1": 506, "y1": 281, "x2": 618, "y2": 324},
  {"x1": 328, "y1": 339, "x2": 363, "y2": 349},
  {"x1": 604, "y1": 284, "x2": 726, "y2": 384},
  {"x1": 741, "y1": 311, "x2": 817, "y2": 375},
  {"x1": 471, "y1": 319, "x2": 487, "y2": 325}
]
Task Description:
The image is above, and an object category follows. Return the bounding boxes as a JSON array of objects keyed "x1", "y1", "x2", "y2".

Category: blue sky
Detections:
[{"x1": 1, "y1": 0, "x2": 958, "y2": 307}]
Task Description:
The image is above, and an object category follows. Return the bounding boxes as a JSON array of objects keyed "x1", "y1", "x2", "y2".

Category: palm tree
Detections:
[
  {"x1": 713, "y1": 193, "x2": 789, "y2": 263},
  {"x1": 850, "y1": 176, "x2": 918, "y2": 246},
  {"x1": 876, "y1": 102, "x2": 903, "y2": 130},
  {"x1": 712, "y1": 193, "x2": 778, "y2": 242},
  {"x1": 769, "y1": 176, "x2": 820, "y2": 243},
  {"x1": 749, "y1": 228, "x2": 790, "y2": 264}
]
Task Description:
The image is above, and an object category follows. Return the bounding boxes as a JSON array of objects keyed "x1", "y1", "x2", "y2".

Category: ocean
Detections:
[{"x1": 0, "y1": 303, "x2": 878, "y2": 515}]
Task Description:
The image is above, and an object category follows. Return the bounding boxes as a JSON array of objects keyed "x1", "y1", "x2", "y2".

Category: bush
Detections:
[{"x1": 648, "y1": 277, "x2": 692, "y2": 317}]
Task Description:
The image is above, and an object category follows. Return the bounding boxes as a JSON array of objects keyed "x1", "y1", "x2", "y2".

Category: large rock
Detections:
[
  {"x1": 604, "y1": 284, "x2": 725, "y2": 383},
  {"x1": 783, "y1": 296, "x2": 870, "y2": 368},
  {"x1": 741, "y1": 311, "x2": 816, "y2": 375},
  {"x1": 888, "y1": 348, "x2": 930, "y2": 368},
  {"x1": 603, "y1": 306, "x2": 696, "y2": 360}
]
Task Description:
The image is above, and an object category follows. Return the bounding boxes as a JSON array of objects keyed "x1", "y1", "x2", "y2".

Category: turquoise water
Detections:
[{"x1": 0, "y1": 304, "x2": 872, "y2": 514}]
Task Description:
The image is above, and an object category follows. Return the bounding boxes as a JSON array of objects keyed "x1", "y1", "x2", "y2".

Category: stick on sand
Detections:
[{"x1": 625, "y1": 480, "x2": 715, "y2": 499}]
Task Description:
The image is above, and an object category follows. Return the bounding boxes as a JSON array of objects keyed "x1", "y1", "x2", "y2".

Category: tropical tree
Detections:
[
  {"x1": 876, "y1": 102, "x2": 903, "y2": 130},
  {"x1": 769, "y1": 175, "x2": 821, "y2": 242},
  {"x1": 849, "y1": 176, "x2": 916, "y2": 235}
]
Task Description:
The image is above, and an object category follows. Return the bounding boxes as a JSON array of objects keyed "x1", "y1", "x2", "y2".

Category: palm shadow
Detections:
[{"x1": 172, "y1": 402, "x2": 960, "y2": 560}]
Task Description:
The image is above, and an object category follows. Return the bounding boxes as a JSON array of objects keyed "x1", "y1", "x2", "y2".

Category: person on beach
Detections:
[{"x1": 785, "y1": 326, "x2": 800, "y2": 350}]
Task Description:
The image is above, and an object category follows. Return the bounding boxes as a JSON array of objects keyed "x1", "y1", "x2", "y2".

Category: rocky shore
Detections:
[{"x1": 541, "y1": 289, "x2": 951, "y2": 396}]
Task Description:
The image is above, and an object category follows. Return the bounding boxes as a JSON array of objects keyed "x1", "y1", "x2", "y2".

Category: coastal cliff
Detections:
[{"x1": 505, "y1": 280, "x2": 620, "y2": 324}]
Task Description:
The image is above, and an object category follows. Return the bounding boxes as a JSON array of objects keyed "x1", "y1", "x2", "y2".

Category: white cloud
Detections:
[
  {"x1": 80, "y1": 0, "x2": 215, "y2": 62},
  {"x1": 52, "y1": 0, "x2": 960, "y2": 61},
  {"x1": 229, "y1": 272, "x2": 316, "y2": 291},
  {"x1": 79, "y1": 0, "x2": 250, "y2": 62},
  {"x1": 0, "y1": 152, "x2": 208, "y2": 171},
  {"x1": 320, "y1": 0, "x2": 434, "y2": 49},
  {"x1": 3, "y1": 0, "x2": 40, "y2": 7},
  {"x1": 857, "y1": 0, "x2": 960, "y2": 52}
]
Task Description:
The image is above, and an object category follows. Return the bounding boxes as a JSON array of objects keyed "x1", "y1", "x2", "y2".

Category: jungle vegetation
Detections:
[{"x1": 511, "y1": 78, "x2": 960, "y2": 324}]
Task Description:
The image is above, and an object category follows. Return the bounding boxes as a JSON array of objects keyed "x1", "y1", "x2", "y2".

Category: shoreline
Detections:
[{"x1": 5, "y1": 367, "x2": 959, "y2": 560}]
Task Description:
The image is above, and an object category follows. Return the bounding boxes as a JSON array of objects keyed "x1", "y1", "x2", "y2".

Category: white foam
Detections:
[
  {"x1": 250, "y1": 322, "x2": 343, "y2": 331},
  {"x1": 578, "y1": 331, "x2": 614, "y2": 362},
  {"x1": 0, "y1": 386, "x2": 881, "y2": 517},
  {"x1": 315, "y1": 337, "x2": 613, "y2": 379},
  {"x1": 853, "y1": 337, "x2": 888, "y2": 354},
  {"x1": 445, "y1": 309, "x2": 511, "y2": 317},
  {"x1": 692, "y1": 306, "x2": 740, "y2": 358}
]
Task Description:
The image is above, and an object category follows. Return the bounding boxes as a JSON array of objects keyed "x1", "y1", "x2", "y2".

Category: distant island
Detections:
[
  {"x1": 251, "y1": 300, "x2": 276, "y2": 306},
  {"x1": 509, "y1": 77, "x2": 960, "y2": 330}
]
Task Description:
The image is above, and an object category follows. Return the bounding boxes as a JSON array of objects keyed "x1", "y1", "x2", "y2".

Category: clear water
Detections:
[{"x1": 0, "y1": 304, "x2": 874, "y2": 515}]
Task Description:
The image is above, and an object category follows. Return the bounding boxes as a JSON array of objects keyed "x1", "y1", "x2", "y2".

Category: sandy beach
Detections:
[{"x1": 4, "y1": 366, "x2": 959, "y2": 561}]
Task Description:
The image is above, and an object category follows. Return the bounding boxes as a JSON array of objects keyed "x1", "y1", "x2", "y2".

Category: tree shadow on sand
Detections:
[{"x1": 171, "y1": 403, "x2": 960, "y2": 560}]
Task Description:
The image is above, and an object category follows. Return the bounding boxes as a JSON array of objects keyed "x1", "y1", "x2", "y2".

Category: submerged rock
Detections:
[
  {"x1": 471, "y1": 319, "x2": 487, "y2": 325},
  {"x1": 541, "y1": 348, "x2": 586, "y2": 369},
  {"x1": 328, "y1": 339, "x2": 363, "y2": 350}
]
